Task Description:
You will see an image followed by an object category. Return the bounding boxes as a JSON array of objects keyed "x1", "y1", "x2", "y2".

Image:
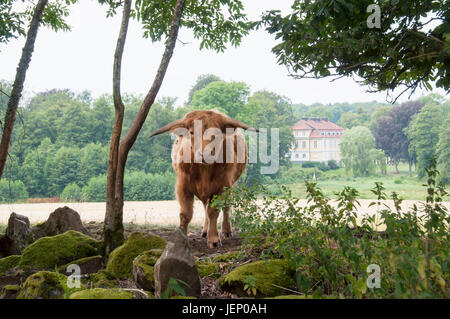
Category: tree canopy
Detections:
[{"x1": 261, "y1": 0, "x2": 450, "y2": 101}]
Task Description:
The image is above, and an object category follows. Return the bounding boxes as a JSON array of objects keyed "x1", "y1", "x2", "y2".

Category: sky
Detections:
[{"x1": 0, "y1": 0, "x2": 447, "y2": 107}]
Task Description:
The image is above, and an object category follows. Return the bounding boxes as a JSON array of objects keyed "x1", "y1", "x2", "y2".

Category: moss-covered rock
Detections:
[
  {"x1": 266, "y1": 294, "x2": 308, "y2": 299},
  {"x1": 17, "y1": 271, "x2": 67, "y2": 299},
  {"x1": 0, "y1": 284, "x2": 20, "y2": 299},
  {"x1": 19, "y1": 231, "x2": 101, "y2": 270},
  {"x1": 213, "y1": 251, "x2": 239, "y2": 262},
  {"x1": 58, "y1": 255, "x2": 103, "y2": 275},
  {"x1": 196, "y1": 260, "x2": 221, "y2": 278},
  {"x1": 89, "y1": 270, "x2": 117, "y2": 289},
  {"x1": 106, "y1": 232, "x2": 166, "y2": 279},
  {"x1": 219, "y1": 259, "x2": 296, "y2": 298},
  {"x1": 0, "y1": 255, "x2": 21, "y2": 273},
  {"x1": 132, "y1": 249, "x2": 162, "y2": 290},
  {"x1": 69, "y1": 288, "x2": 134, "y2": 299}
]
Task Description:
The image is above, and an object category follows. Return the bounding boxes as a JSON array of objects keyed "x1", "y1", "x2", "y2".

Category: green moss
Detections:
[
  {"x1": 132, "y1": 249, "x2": 162, "y2": 288},
  {"x1": 196, "y1": 260, "x2": 221, "y2": 278},
  {"x1": 69, "y1": 288, "x2": 134, "y2": 299},
  {"x1": 106, "y1": 232, "x2": 166, "y2": 279},
  {"x1": 0, "y1": 255, "x2": 21, "y2": 273},
  {"x1": 19, "y1": 230, "x2": 101, "y2": 270},
  {"x1": 3, "y1": 285, "x2": 19, "y2": 291},
  {"x1": 89, "y1": 270, "x2": 117, "y2": 289},
  {"x1": 169, "y1": 295, "x2": 197, "y2": 299},
  {"x1": 219, "y1": 259, "x2": 296, "y2": 297},
  {"x1": 17, "y1": 271, "x2": 67, "y2": 299},
  {"x1": 266, "y1": 294, "x2": 308, "y2": 299},
  {"x1": 213, "y1": 251, "x2": 239, "y2": 262}
]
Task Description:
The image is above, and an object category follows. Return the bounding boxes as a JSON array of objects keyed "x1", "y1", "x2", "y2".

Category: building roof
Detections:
[{"x1": 292, "y1": 118, "x2": 344, "y2": 131}]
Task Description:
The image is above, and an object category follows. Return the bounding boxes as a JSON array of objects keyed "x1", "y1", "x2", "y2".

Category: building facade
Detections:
[{"x1": 290, "y1": 117, "x2": 344, "y2": 163}]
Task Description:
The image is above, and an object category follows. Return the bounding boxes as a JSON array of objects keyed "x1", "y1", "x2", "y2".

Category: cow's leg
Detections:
[
  {"x1": 206, "y1": 204, "x2": 220, "y2": 248},
  {"x1": 202, "y1": 203, "x2": 209, "y2": 238},
  {"x1": 221, "y1": 206, "x2": 232, "y2": 238},
  {"x1": 177, "y1": 186, "x2": 194, "y2": 233}
]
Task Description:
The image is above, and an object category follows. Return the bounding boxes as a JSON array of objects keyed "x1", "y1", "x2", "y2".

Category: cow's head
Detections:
[{"x1": 149, "y1": 110, "x2": 258, "y2": 164}]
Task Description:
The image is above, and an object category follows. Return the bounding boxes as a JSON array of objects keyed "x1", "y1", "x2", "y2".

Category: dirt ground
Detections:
[
  {"x1": 2, "y1": 199, "x2": 448, "y2": 227},
  {"x1": 84, "y1": 221, "x2": 244, "y2": 299}
]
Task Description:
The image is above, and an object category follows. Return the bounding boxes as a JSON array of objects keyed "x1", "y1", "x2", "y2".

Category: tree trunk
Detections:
[
  {"x1": 0, "y1": 0, "x2": 48, "y2": 181},
  {"x1": 103, "y1": 0, "x2": 186, "y2": 255},
  {"x1": 408, "y1": 159, "x2": 412, "y2": 176}
]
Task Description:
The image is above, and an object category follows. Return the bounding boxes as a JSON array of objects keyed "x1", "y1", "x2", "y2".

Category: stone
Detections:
[
  {"x1": 5, "y1": 213, "x2": 33, "y2": 255},
  {"x1": 17, "y1": 271, "x2": 67, "y2": 299},
  {"x1": 132, "y1": 249, "x2": 163, "y2": 291},
  {"x1": 219, "y1": 259, "x2": 296, "y2": 298},
  {"x1": 106, "y1": 232, "x2": 166, "y2": 279},
  {"x1": 58, "y1": 255, "x2": 103, "y2": 276},
  {"x1": 32, "y1": 206, "x2": 91, "y2": 239},
  {"x1": 154, "y1": 227, "x2": 201, "y2": 298},
  {"x1": 0, "y1": 235, "x2": 13, "y2": 258},
  {"x1": 19, "y1": 230, "x2": 101, "y2": 270}
]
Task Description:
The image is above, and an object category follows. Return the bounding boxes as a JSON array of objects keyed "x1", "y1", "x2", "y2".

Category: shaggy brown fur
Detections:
[{"x1": 149, "y1": 109, "x2": 257, "y2": 248}]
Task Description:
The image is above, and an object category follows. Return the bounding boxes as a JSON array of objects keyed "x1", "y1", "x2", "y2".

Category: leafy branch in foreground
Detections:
[{"x1": 213, "y1": 159, "x2": 449, "y2": 298}]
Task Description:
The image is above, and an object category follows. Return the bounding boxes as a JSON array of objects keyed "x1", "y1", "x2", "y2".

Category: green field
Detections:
[{"x1": 285, "y1": 163, "x2": 449, "y2": 200}]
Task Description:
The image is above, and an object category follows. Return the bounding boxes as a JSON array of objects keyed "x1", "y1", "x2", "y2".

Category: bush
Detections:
[
  {"x1": 0, "y1": 179, "x2": 28, "y2": 203},
  {"x1": 212, "y1": 159, "x2": 449, "y2": 298},
  {"x1": 327, "y1": 160, "x2": 340, "y2": 170},
  {"x1": 82, "y1": 175, "x2": 107, "y2": 202},
  {"x1": 276, "y1": 165, "x2": 322, "y2": 184},
  {"x1": 61, "y1": 183, "x2": 82, "y2": 202},
  {"x1": 82, "y1": 171, "x2": 175, "y2": 202}
]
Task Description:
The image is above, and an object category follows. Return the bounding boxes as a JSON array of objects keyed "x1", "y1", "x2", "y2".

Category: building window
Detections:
[
  {"x1": 324, "y1": 140, "x2": 327, "y2": 149},
  {"x1": 302, "y1": 141, "x2": 306, "y2": 148},
  {"x1": 302, "y1": 131, "x2": 306, "y2": 137},
  {"x1": 295, "y1": 153, "x2": 299, "y2": 158},
  {"x1": 295, "y1": 131, "x2": 299, "y2": 137},
  {"x1": 314, "y1": 141, "x2": 317, "y2": 148},
  {"x1": 302, "y1": 153, "x2": 306, "y2": 159}
]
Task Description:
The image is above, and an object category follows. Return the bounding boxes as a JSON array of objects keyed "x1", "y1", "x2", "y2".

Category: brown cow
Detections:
[{"x1": 149, "y1": 109, "x2": 258, "y2": 248}]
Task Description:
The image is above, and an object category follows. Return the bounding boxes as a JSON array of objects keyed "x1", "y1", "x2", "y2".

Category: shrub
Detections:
[
  {"x1": 327, "y1": 160, "x2": 339, "y2": 170},
  {"x1": 82, "y1": 171, "x2": 175, "y2": 202},
  {"x1": 81, "y1": 175, "x2": 106, "y2": 202},
  {"x1": 212, "y1": 158, "x2": 449, "y2": 298},
  {"x1": 61, "y1": 183, "x2": 82, "y2": 202},
  {"x1": 0, "y1": 179, "x2": 28, "y2": 203}
]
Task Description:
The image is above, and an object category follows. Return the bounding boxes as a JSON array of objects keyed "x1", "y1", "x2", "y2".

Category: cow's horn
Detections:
[
  {"x1": 149, "y1": 119, "x2": 185, "y2": 138},
  {"x1": 225, "y1": 118, "x2": 260, "y2": 133}
]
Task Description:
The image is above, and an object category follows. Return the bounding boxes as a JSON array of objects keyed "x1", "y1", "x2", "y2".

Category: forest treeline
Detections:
[{"x1": 0, "y1": 75, "x2": 448, "y2": 202}]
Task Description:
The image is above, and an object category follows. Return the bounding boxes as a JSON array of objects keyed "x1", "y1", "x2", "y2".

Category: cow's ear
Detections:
[{"x1": 149, "y1": 119, "x2": 186, "y2": 138}]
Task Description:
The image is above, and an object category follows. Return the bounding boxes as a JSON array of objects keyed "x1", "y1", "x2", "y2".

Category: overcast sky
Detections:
[{"x1": 0, "y1": 0, "x2": 446, "y2": 106}]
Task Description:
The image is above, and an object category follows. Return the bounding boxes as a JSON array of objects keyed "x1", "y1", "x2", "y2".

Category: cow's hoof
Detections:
[
  {"x1": 201, "y1": 232, "x2": 207, "y2": 238},
  {"x1": 208, "y1": 241, "x2": 219, "y2": 248},
  {"x1": 221, "y1": 231, "x2": 232, "y2": 238}
]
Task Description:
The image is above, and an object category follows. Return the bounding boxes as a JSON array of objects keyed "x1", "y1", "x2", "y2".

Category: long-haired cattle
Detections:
[{"x1": 149, "y1": 109, "x2": 257, "y2": 248}]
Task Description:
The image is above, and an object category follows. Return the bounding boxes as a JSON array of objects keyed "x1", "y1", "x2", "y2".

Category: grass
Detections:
[{"x1": 286, "y1": 163, "x2": 449, "y2": 200}]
